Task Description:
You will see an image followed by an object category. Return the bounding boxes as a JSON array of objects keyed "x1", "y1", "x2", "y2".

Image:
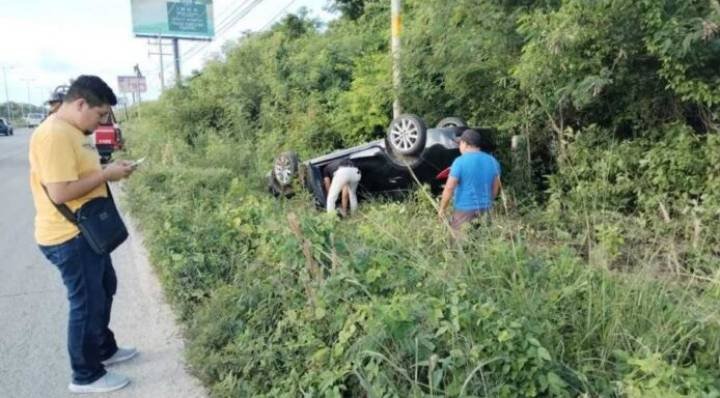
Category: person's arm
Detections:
[
  {"x1": 341, "y1": 185, "x2": 350, "y2": 214},
  {"x1": 438, "y1": 176, "x2": 458, "y2": 219},
  {"x1": 490, "y1": 157, "x2": 502, "y2": 200},
  {"x1": 323, "y1": 176, "x2": 331, "y2": 193},
  {"x1": 45, "y1": 162, "x2": 134, "y2": 204},
  {"x1": 492, "y1": 175, "x2": 502, "y2": 200}
]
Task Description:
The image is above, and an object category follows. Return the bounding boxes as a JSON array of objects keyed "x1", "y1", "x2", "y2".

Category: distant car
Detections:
[
  {"x1": 267, "y1": 114, "x2": 475, "y2": 208},
  {"x1": 93, "y1": 109, "x2": 124, "y2": 163},
  {"x1": 25, "y1": 113, "x2": 45, "y2": 128},
  {"x1": 0, "y1": 118, "x2": 12, "y2": 136}
]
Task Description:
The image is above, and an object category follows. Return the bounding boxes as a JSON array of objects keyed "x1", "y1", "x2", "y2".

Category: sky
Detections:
[{"x1": 0, "y1": 0, "x2": 336, "y2": 107}]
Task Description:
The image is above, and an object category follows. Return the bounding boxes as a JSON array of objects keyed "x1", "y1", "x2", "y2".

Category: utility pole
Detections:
[
  {"x1": 1, "y1": 65, "x2": 13, "y2": 121},
  {"x1": 391, "y1": 0, "x2": 402, "y2": 118},
  {"x1": 21, "y1": 78, "x2": 34, "y2": 117},
  {"x1": 148, "y1": 35, "x2": 173, "y2": 91}
]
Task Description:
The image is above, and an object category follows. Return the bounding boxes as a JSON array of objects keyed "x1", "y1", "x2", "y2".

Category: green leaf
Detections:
[{"x1": 537, "y1": 347, "x2": 552, "y2": 362}]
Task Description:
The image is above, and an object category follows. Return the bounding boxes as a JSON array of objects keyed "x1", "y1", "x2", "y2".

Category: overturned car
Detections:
[{"x1": 267, "y1": 114, "x2": 478, "y2": 208}]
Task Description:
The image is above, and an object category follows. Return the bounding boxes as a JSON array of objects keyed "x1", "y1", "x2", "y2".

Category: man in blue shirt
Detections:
[{"x1": 438, "y1": 129, "x2": 501, "y2": 232}]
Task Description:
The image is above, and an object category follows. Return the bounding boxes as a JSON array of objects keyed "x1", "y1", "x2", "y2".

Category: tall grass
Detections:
[{"x1": 122, "y1": 162, "x2": 718, "y2": 396}]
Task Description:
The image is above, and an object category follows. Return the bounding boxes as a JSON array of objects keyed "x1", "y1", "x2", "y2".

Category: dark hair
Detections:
[
  {"x1": 475, "y1": 128, "x2": 496, "y2": 152},
  {"x1": 460, "y1": 127, "x2": 496, "y2": 152},
  {"x1": 458, "y1": 129, "x2": 483, "y2": 148},
  {"x1": 64, "y1": 75, "x2": 117, "y2": 107}
]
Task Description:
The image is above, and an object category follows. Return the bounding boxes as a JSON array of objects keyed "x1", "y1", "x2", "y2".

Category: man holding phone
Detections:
[
  {"x1": 29, "y1": 75, "x2": 137, "y2": 394},
  {"x1": 129, "y1": 157, "x2": 145, "y2": 169}
]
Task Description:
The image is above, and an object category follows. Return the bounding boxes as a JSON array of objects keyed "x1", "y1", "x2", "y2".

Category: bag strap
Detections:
[{"x1": 41, "y1": 182, "x2": 113, "y2": 225}]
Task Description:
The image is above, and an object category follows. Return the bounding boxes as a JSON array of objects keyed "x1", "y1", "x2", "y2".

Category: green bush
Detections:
[{"x1": 120, "y1": 0, "x2": 720, "y2": 395}]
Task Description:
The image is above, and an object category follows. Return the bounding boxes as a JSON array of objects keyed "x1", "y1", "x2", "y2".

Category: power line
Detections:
[
  {"x1": 149, "y1": 0, "x2": 302, "y2": 85},
  {"x1": 180, "y1": 0, "x2": 259, "y2": 61},
  {"x1": 181, "y1": 0, "x2": 264, "y2": 62},
  {"x1": 183, "y1": 0, "x2": 297, "y2": 64},
  {"x1": 145, "y1": 0, "x2": 254, "y2": 82},
  {"x1": 214, "y1": 0, "x2": 255, "y2": 34},
  {"x1": 260, "y1": 0, "x2": 299, "y2": 31}
]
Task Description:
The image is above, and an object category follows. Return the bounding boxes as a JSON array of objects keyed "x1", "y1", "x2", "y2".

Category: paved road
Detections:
[{"x1": 0, "y1": 128, "x2": 207, "y2": 397}]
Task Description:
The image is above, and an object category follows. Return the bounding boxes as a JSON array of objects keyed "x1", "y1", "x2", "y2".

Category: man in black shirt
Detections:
[{"x1": 323, "y1": 158, "x2": 361, "y2": 216}]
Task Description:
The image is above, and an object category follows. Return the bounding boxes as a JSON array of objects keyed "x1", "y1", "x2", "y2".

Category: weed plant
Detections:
[
  {"x1": 122, "y1": 122, "x2": 720, "y2": 397},
  {"x1": 116, "y1": 0, "x2": 720, "y2": 394}
]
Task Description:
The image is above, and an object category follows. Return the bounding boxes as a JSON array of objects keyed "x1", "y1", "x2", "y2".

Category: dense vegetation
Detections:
[{"x1": 122, "y1": 0, "x2": 720, "y2": 396}]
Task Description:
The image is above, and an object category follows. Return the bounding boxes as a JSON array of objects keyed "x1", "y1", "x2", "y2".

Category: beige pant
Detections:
[
  {"x1": 326, "y1": 166, "x2": 361, "y2": 214},
  {"x1": 451, "y1": 209, "x2": 490, "y2": 230}
]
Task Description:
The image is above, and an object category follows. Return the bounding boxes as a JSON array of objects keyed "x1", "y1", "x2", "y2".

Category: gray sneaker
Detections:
[
  {"x1": 102, "y1": 346, "x2": 138, "y2": 366},
  {"x1": 68, "y1": 372, "x2": 130, "y2": 394}
]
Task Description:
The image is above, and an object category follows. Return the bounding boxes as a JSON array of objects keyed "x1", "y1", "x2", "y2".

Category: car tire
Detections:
[
  {"x1": 272, "y1": 151, "x2": 299, "y2": 187},
  {"x1": 436, "y1": 116, "x2": 467, "y2": 129},
  {"x1": 387, "y1": 114, "x2": 427, "y2": 156},
  {"x1": 267, "y1": 173, "x2": 290, "y2": 197}
]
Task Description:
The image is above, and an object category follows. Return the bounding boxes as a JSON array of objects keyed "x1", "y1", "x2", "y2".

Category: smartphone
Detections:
[{"x1": 130, "y1": 157, "x2": 146, "y2": 168}]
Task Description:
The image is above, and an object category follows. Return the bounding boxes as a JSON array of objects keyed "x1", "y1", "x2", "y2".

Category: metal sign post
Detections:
[
  {"x1": 173, "y1": 38, "x2": 181, "y2": 85},
  {"x1": 130, "y1": 0, "x2": 215, "y2": 88}
]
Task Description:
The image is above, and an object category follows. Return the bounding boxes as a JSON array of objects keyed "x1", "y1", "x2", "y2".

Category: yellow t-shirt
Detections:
[{"x1": 29, "y1": 115, "x2": 108, "y2": 246}]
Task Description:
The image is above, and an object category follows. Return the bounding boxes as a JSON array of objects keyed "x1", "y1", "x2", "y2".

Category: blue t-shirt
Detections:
[{"x1": 449, "y1": 151, "x2": 500, "y2": 211}]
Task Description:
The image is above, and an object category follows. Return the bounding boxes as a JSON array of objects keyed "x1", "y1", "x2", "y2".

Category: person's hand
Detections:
[
  {"x1": 102, "y1": 161, "x2": 134, "y2": 182},
  {"x1": 438, "y1": 209, "x2": 447, "y2": 223}
]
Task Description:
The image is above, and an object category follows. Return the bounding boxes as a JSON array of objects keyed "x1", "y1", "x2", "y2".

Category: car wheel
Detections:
[
  {"x1": 387, "y1": 114, "x2": 427, "y2": 156},
  {"x1": 268, "y1": 173, "x2": 291, "y2": 197},
  {"x1": 436, "y1": 116, "x2": 467, "y2": 128},
  {"x1": 272, "y1": 151, "x2": 299, "y2": 187},
  {"x1": 268, "y1": 170, "x2": 297, "y2": 199}
]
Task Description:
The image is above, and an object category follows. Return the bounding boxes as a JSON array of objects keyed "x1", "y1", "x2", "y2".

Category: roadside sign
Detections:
[
  {"x1": 118, "y1": 76, "x2": 147, "y2": 93},
  {"x1": 131, "y1": 0, "x2": 215, "y2": 40}
]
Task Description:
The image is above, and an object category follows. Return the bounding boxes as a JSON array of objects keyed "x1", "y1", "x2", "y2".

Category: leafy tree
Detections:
[{"x1": 330, "y1": 0, "x2": 380, "y2": 20}]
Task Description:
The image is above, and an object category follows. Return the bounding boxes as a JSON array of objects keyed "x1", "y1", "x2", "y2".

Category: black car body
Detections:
[
  {"x1": 0, "y1": 118, "x2": 12, "y2": 136},
  {"x1": 268, "y1": 114, "x2": 472, "y2": 208}
]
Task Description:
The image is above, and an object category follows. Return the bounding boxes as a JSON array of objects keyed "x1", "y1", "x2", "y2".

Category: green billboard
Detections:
[{"x1": 131, "y1": 0, "x2": 215, "y2": 40}]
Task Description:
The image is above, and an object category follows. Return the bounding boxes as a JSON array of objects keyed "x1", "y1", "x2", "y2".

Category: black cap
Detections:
[
  {"x1": 457, "y1": 129, "x2": 484, "y2": 148},
  {"x1": 46, "y1": 85, "x2": 68, "y2": 104}
]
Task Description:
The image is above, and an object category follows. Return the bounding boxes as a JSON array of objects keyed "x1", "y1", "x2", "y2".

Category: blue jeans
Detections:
[{"x1": 39, "y1": 233, "x2": 119, "y2": 385}]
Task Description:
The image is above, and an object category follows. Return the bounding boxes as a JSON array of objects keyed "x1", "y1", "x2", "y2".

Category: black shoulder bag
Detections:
[{"x1": 43, "y1": 184, "x2": 129, "y2": 255}]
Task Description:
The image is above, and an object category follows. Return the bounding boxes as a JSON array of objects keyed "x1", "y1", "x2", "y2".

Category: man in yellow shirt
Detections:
[{"x1": 29, "y1": 75, "x2": 136, "y2": 394}]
